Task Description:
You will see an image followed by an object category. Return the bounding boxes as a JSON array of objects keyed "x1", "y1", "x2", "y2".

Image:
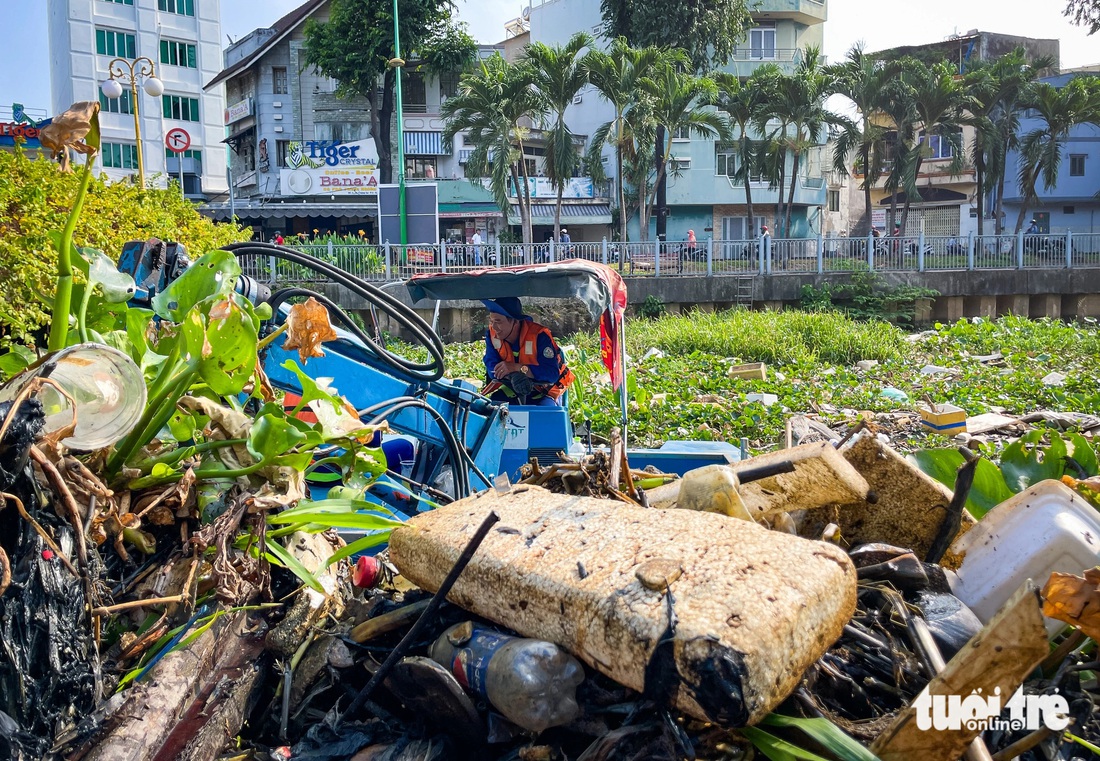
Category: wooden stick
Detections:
[
  {"x1": 349, "y1": 598, "x2": 431, "y2": 643},
  {"x1": 30, "y1": 446, "x2": 89, "y2": 571},
  {"x1": 2, "y1": 491, "x2": 79, "y2": 577},
  {"x1": 91, "y1": 594, "x2": 190, "y2": 616}
]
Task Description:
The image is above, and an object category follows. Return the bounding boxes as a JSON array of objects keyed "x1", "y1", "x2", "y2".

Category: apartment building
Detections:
[
  {"x1": 47, "y1": 0, "x2": 227, "y2": 197},
  {"x1": 529, "y1": 0, "x2": 829, "y2": 242}
]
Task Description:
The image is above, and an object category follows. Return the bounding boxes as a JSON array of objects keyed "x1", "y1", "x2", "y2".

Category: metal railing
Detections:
[{"x1": 241, "y1": 232, "x2": 1100, "y2": 285}]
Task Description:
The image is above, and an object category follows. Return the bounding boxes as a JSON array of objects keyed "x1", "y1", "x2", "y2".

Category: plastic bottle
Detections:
[{"x1": 429, "y1": 622, "x2": 585, "y2": 733}]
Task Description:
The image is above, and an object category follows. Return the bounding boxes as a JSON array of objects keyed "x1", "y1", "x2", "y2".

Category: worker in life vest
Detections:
[{"x1": 480, "y1": 297, "x2": 575, "y2": 406}]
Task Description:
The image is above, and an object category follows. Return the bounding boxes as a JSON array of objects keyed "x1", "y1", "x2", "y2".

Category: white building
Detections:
[{"x1": 48, "y1": 0, "x2": 228, "y2": 198}]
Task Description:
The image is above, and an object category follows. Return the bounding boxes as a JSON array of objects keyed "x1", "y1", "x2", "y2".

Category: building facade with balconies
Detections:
[
  {"x1": 529, "y1": 0, "x2": 828, "y2": 243},
  {"x1": 47, "y1": 0, "x2": 227, "y2": 198}
]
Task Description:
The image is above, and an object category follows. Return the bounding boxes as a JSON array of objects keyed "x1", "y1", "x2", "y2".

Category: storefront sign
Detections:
[
  {"x1": 280, "y1": 138, "x2": 381, "y2": 196},
  {"x1": 224, "y1": 98, "x2": 253, "y2": 125},
  {"x1": 0, "y1": 122, "x2": 40, "y2": 139},
  {"x1": 506, "y1": 176, "x2": 596, "y2": 199}
]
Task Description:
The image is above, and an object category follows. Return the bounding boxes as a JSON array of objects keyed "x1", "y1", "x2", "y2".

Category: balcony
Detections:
[
  {"x1": 720, "y1": 48, "x2": 814, "y2": 78},
  {"x1": 752, "y1": 0, "x2": 827, "y2": 24}
]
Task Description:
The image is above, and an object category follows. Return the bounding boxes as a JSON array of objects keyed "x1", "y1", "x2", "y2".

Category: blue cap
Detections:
[{"x1": 481, "y1": 297, "x2": 525, "y2": 320}]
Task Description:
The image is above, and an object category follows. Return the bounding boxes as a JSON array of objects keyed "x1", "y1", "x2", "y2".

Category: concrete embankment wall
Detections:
[{"x1": 311, "y1": 268, "x2": 1100, "y2": 343}]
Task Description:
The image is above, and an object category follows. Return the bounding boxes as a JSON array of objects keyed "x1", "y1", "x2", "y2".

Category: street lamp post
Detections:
[
  {"x1": 100, "y1": 57, "x2": 164, "y2": 189},
  {"x1": 388, "y1": 0, "x2": 408, "y2": 246}
]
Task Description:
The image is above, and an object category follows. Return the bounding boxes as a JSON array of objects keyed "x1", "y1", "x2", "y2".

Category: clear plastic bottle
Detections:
[{"x1": 429, "y1": 622, "x2": 585, "y2": 733}]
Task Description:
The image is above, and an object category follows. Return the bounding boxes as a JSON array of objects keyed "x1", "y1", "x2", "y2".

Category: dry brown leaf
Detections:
[
  {"x1": 38, "y1": 101, "x2": 99, "y2": 171},
  {"x1": 282, "y1": 297, "x2": 338, "y2": 364},
  {"x1": 1042, "y1": 568, "x2": 1100, "y2": 640}
]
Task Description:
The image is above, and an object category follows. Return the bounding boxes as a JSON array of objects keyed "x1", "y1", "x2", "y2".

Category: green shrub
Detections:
[
  {"x1": 638, "y1": 295, "x2": 666, "y2": 319},
  {"x1": 0, "y1": 145, "x2": 248, "y2": 341},
  {"x1": 800, "y1": 272, "x2": 938, "y2": 326}
]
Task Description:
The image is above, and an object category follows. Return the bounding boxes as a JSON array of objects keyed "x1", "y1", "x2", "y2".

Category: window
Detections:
[
  {"x1": 1064, "y1": 205, "x2": 1076, "y2": 214},
  {"x1": 672, "y1": 126, "x2": 691, "y2": 140},
  {"x1": 158, "y1": 0, "x2": 195, "y2": 16},
  {"x1": 102, "y1": 142, "x2": 138, "y2": 169},
  {"x1": 102, "y1": 0, "x2": 134, "y2": 5},
  {"x1": 1070, "y1": 155, "x2": 1086, "y2": 176},
  {"x1": 749, "y1": 25, "x2": 776, "y2": 60},
  {"x1": 165, "y1": 147, "x2": 202, "y2": 163},
  {"x1": 99, "y1": 88, "x2": 133, "y2": 114},
  {"x1": 716, "y1": 145, "x2": 761, "y2": 181},
  {"x1": 273, "y1": 66, "x2": 288, "y2": 95},
  {"x1": 405, "y1": 156, "x2": 437, "y2": 179},
  {"x1": 160, "y1": 40, "x2": 197, "y2": 68},
  {"x1": 404, "y1": 72, "x2": 427, "y2": 113},
  {"x1": 919, "y1": 129, "x2": 959, "y2": 161},
  {"x1": 162, "y1": 94, "x2": 200, "y2": 121},
  {"x1": 721, "y1": 216, "x2": 756, "y2": 240},
  {"x1": 95, "y1": 28, "x2": 136, "y2": 58},
  {"x1": 828, "y1": 189, "x2": 841, "y2": 212},
  {"x1": 439, "y1": 71, "x2": 459, "y2": 99},
  {"x1": 276, "y1": 140, "x2": 291, "y2": 168}
]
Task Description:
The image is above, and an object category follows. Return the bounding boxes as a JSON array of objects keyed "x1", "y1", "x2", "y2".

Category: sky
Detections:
[{"x1": 4, "y1": 0, "x2": 1098, "y2": 115}]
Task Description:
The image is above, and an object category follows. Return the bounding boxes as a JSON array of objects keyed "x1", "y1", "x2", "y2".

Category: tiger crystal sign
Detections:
[{"x1": 279, "y1": 138, "x2": 380, "y2": 197}]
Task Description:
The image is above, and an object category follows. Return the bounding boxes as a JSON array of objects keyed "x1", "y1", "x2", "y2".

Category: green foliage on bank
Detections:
[{"x1": 0, "y1": 146, "x2": 248, "y2": 341}]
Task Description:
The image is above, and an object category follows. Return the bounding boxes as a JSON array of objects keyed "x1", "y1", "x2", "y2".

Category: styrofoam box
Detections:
[{"x1": 949, "y1": 479, "x2": 1100, "y2": 631}]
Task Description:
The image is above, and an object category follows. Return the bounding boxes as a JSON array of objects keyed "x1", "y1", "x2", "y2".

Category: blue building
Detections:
[
  {"x1": 1002, "y1": 72, "x2": 1100, "y2": 234},
  {"x1": 528, "y1": 0, "x2": 829, "y2": 243}
]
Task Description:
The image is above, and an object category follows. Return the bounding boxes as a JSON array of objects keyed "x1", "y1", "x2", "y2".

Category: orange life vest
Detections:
[{"x1": 490, "y1": 320, "x2": 575, "y2": 400}]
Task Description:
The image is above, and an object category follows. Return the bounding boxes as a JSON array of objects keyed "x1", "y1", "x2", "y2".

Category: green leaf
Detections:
[
  {"x1": 80, "y1": 247, "x2": 137, "y2": 303},
  {"x1": 907, "y1": 449, "x2": 1015, "y2": 519},
  {"x1": 325, "y1": 534, "x2": 392, "y2": 567},
  {"x1": 280, "y1": 359, "x2": 348, "y2": 417},
  {"x1": 760, "y1": 715, "x2": 881, "y2": 761},
  {"x1": 740, "y1": 727, "x2": 832, "y2": 761},
  {"x1": 247, "y1": 413, "x2": 307, "y2": 461},
  {"x1": 1064, "y1": 432, "x2": 1099, "y2": 478},
  {"x1": 152, "y1": 249, "x2": 241, "y2": 321},
  {"x1": 0, "y1": 344, "x2": 35, "y2": 380},
  {"x1": 1001, "y1": 430, "x2": 1070, "y2": 492},
  {"x1": 195, "y1": 297, "x2": 258, "y2": 396}
]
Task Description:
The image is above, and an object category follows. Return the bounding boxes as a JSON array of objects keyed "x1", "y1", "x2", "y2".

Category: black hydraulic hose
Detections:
[
  {"x1": 368, "y1": 400, "x2": 470, "y2": 498},
  {"x1": 223, "y1": 241, "x2": 445, "y2": 382},
  {"x1": 266, "y1": 287, "x2": 384, "y2": 348}
]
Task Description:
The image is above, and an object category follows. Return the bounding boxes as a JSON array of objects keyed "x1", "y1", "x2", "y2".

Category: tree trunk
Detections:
[
  {"x1": 784, "y1": 149, "x2": 800, "y2": 241},
  {"x1": 376, "y1": 71, "x2": 395, "y2": 185},
  {"x1": 655, "y1": 126, "x2": 667, "y2": 242},
  {"x1": 554, "y1": 183, "x2": 563, "y2": 250},
  {"x1": 519, "y1": 150, "x2": 534, "y2": 248},
  {"x1": 774, "y1": 146, "x2": 787, "y2": 237},
  {"x1": 899, "y1": 155, "x2": 923, "y2": 235},
  {"x1": 616, "y1": 112, "x2": 627, "y2": 247},
  {"x1": 975, "y1": 144, "x2": 986, "y2": 237},
  {"x1": 994, "y1": 156, "x2": 1009, "y2": 235},
  {"x1": 861, "y1": 144, "x2": 874, "y2": 236}
]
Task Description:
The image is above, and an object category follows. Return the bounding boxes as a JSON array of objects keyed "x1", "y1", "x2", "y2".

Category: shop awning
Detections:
[
  {"x1": 200, "y1": 201, "x2": 377, "y2": 221},
  {"x1": 222, "y1": 124, "x2": 255, "y2": 152},
  {"x1": 878, "y1": 187, "x2": 968, "y2": 205},
  {"x1": 439, "y1": 202, "x2": 502, "y2": 219},
  {"x1": 508, "y1": 203, "x2": 612, "y2": 226},
  {"x1": 458, "y1": 149, "x2": 474, "y2": 163},
  {"x1": 405, "y1": 131, "x2": 445, "y2": 155}
]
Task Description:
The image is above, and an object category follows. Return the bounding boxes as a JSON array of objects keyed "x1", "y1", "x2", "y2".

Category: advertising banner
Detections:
[{"x1": 279, "y1": 138, "x2": 381, "y2": 197}]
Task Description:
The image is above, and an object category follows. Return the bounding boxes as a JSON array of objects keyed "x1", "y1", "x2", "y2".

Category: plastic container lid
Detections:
[{"x1": 950, "y1": 479, "x2": 1100, "y2": 630}]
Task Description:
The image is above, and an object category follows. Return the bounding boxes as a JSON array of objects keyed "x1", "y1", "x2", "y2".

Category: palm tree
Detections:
[
  {"x1": 639, "y1": 66, "x2": 723, "y2": 241},
  {"x1": 984, "y1": 54, "x2": 1055, "y2": 234},
  {"x1": 522, "y1": 32, "x2": 594, "y2": 243},
  {"x1": 877, "y1": 69, "x2": 919, "y2": 234},
  {"x1": 442, "y1": 54, "x2": 544, "y2": 245},
  {"x1": 585, "y1": 38, "x2": 666, "y2": 245},
  {"x1": 830, "y1": 45, "x2": 900, "y2": 235},
  {"x1": 1013, "y1": 76, "x2": 1100, "y2": 232},
  {"x1": 771, "y1": 47, "x2": 850, "y2": 238},
  {"x1": 902, "y1": 61, "x2": 969, "y2": 232},
  {"x1": 712, "y1": 67, "x2": 774, "y2": 240}
]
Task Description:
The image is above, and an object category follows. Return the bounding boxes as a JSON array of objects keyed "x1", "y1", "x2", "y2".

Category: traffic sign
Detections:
[{"x1": 165, "y1": 127, "x2": 191, "y2": 153}]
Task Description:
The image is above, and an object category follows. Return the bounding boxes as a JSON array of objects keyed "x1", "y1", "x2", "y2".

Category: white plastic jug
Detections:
[{"x1": 949, "y1": 480, "x2": 1100, "y2": 631}]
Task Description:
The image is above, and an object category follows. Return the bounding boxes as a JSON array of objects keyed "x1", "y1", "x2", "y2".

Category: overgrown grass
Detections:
[
  {"x1": 391, "y1": 311, "x2": 1100, "y2": 453},
  {"x1": 627, "y1": 309, "x2": 909, "y2": 364}
]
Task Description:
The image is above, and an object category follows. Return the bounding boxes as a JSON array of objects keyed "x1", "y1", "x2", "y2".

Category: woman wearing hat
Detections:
[{"x1": 480, "y1": 297, "x2": 575, "y2": 406}]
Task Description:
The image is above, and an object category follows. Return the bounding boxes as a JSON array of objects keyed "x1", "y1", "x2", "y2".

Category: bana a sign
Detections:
[{"x1": 279, "y1": 138, "x2": 381, "y2": 197}]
